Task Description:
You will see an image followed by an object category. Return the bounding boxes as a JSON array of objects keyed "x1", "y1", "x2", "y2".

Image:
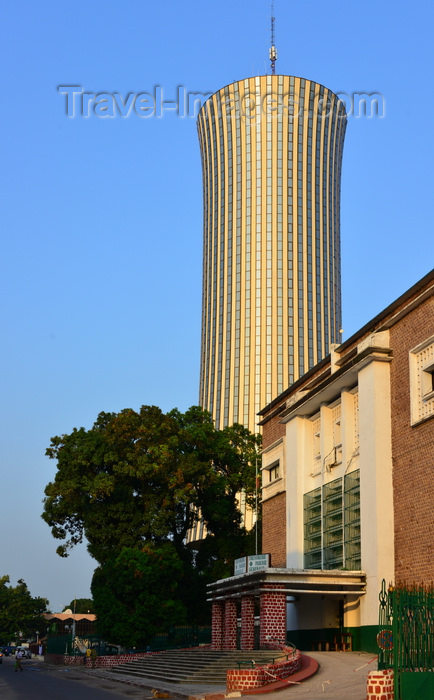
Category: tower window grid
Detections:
[{"x1": 198, "y1": 76, "x2": 346, "y2": 432}]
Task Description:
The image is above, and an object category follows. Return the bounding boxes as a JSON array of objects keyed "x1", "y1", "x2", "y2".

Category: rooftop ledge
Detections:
[{"x1": 207, "y1": 568, "x2": 366, "y2": 601}]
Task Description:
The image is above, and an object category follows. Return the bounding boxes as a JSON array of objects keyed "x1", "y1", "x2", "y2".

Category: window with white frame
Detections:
[
  {"x1": 353, "y1": 391, "x2": 360, "y2": 452},
  {"x1": 409, "y1": 336, "x2": 434, "y2": 425},
  {"x1": 421, "y1": 362, "x2": 434, "y2": 396},
  {"x1": 332, "y1": 403, "x2": 342, "y2": 464},
  {"x1": 267, "y1": 460, "x2": 280, "y2": 483},
  {"x1": 311, "y1": 414, "x2": 321, "y2": 471}
]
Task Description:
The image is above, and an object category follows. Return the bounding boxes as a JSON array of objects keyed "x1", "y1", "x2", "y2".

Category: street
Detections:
[{"x1": 0, "y1": 655, "x2": 156, "y2": 699}]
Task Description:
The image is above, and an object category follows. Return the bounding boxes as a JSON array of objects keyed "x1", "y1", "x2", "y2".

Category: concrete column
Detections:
[
  {"x1": 211, "y1": 600, "x2": 224, "y2": 650},
  {"x1": 358, "y1": 355, "x2": 394, "y2": 627},
  {"x1": 285, "y1": 416, "x2": 307, "y2": 569},
  {"x1": 260, "y1": 585, "x2": 286, "y2": 648},
  {"x1": 240, "y1": 596, "x2": 255, "y2": 650},
  {"x1": 224, "y1": 599, "x2": 238, "y2": 650}
]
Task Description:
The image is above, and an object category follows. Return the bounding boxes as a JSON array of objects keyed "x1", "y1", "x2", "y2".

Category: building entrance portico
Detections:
[{"x1": 208, "y1": 568, "x2": 366, "y2": 651}]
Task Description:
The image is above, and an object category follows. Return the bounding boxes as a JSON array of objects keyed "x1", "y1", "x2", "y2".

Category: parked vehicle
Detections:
[
  {"x1": 0, "y1": 651, "x2": 3, "y2": 663},
  {"x1": 15, "y1": 646, "x2": 31, "y2": 659},
  {"x1": 90, "y1": 643, "x2": 119, "y2": 656}
]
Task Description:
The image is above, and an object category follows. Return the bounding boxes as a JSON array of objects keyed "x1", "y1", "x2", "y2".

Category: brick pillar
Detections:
[
  {"x1": 259, "y1": 585, "x2": 286, "y2": 648},
  {"x1": 211, "y1": 600, "x2": 224, "y2": 650},
  {"x1": 240, "y1": 596, "x2": 255, "y2": 650},
  {"x1": 366, "y1": 669, "x2": 394, "y2": 700},
  {"x1": 224, "y1": 599, "x2": 238, "y2": 650}
]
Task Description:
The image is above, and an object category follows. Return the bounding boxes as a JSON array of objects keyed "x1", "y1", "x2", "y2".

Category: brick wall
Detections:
[
  {"x1": 226, "y1": 648, "x2": 301, "y2": 692},
  {"x1": 54, "y1": 653, "x2": 149, "y2": 668},
  {"x1": 262, "y1": 492, "x2": 286, "y2": 568},
  {"x1": 261, "y1": 409, "x2": 286, "y2": 449},
  {"x1": 45, "y1": 654, "x2": 67, "y2": 665},
  {"x1": 58, "y1": 647, "x2": 208, "y2": 668},
  {"x1": 390, "y1": 295, "x2": 434, "y2": 585}
]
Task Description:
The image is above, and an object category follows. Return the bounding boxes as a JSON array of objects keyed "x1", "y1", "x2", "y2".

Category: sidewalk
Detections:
[{"x1": 247, "y1": 652, "x2": 377, "y2": 700}]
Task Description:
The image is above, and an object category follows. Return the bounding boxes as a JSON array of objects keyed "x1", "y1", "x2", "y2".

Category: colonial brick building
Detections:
[{"x1": 209, "y1": 269, "x2": 434, "y2": 653}]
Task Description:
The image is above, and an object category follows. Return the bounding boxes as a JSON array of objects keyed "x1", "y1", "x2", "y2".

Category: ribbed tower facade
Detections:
[{"x1": 198, "y1": 75, "x2": 346, "y2": 433}]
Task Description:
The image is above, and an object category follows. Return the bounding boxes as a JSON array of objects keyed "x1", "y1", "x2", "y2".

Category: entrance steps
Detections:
[{"x1": 111, "y1": 648, "x2": 285, "y2": 685}]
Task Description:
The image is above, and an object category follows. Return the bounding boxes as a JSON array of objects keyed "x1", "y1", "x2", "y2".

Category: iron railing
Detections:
[{"x1": 377, "y1": 579, "x2": 434, "y2": 699}]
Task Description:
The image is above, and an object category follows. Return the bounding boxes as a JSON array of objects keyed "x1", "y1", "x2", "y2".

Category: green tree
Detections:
[
  {"x1": 43, "y1": 405, "x2": 260, "y2": 562},
  {"x1": 0, "y1": 576, "x2": 49, "y2": 644},
  {"x1": 62, "y1": 598, "x2": 94, "y2": 614},
  {"x1": 91, "y1": 544, "x2": 187, "y2": 647},
  {"x1": 42, "y1": 404, "x2": 261, "y2": 627}
]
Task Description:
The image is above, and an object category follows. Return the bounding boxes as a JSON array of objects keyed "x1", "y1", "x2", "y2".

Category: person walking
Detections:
[{"x1": 15, "y1": 649, "x2": 23, "y2": 672}]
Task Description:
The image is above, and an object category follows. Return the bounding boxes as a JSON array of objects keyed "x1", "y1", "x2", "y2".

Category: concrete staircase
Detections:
[{"x1": 111, "y1": 648, "x2": 285, "y2": 684}]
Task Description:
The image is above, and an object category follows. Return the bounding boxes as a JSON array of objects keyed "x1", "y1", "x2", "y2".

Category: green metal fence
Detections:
[
  {"x1": 47, "y1": 634, "x2": 75, "y2": 655},
  {"x1": 146, "y1": 626, "x2": 211, "y2": 651},
  {"x1": 47, "y1": 626, "x2": 211, "y2": 656},
  {"x1": 378, "y1": 579, "x2": 434, "y2": 700}
]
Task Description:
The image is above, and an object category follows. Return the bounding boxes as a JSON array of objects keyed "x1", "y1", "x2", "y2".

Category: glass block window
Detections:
[
  {"x1": 304, "y1": 470, "x2": 360, "y2": 570},
  {"x1": 323, "y1": 478, "x2": 343, "y2": 568},
  {"x1": 303, "y1": 488, "x2": 322, "y2": 569},
  {"x1": 344, "y1": 470, "x2": 361, "y2": 569}
]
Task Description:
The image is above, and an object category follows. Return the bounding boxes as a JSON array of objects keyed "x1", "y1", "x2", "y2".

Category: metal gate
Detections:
[{"x1": 378, "y1": 579, "x2": 434, "y2": 699}]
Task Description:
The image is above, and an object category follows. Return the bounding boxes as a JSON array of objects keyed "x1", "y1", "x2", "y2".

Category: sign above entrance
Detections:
[
  {"x1": 234, "y1": 557, "x2": 247, "y2": 576},
  {"x1": 234, "y1": 554, "x2": 270, "y2": 576},
  {"x1": 247, "y1": 554, "x2": 270, "y2": 573}
]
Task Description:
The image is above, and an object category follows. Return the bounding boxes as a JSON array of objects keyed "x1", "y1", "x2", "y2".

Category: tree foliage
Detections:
[
  {"x1": 43, "y1": 405, "x2": 260, "y2": 562},
  {"x1": 62, "y1": 598, "x2": 94, "y2": 614},
  {"x1": 91, "y1": 544, "x2": 187, "y2": 647},
  {"x1": 0, "y1": 576, "x2": 49, "y2": 644},
  {"x1": 42, "y1": 405, "x2": 261, "y2": 631}
]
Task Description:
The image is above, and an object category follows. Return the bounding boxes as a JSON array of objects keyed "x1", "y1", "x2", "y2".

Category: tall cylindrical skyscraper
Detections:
[{"x1": 198, "y1": 75, "x2": 346, "y2": 432}]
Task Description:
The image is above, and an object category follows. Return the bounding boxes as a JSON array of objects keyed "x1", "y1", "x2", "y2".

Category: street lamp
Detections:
[{"x1": 72, "y1": 599, "x2": 76, "y2": 650}]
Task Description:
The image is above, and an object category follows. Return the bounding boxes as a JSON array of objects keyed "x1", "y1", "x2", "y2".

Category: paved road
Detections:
[{"x1": 0, "y1": 655, "x2": 160, "y2": 699}]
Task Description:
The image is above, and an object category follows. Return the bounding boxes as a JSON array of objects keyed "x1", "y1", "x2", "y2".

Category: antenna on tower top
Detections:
[{"x1": 269, "y1": 0, "x2": 277, "y2": 75}]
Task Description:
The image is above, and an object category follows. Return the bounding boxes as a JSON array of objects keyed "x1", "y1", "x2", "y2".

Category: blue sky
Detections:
[{"x1": 1, "y1": 0, "x2": 433, "y2": 613}]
